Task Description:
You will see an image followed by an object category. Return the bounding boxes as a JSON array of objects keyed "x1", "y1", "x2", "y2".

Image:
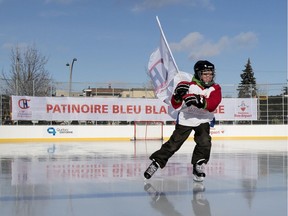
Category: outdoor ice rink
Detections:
[{"x1": 0, "y1": 139, "x2": 287, "y2": 216}]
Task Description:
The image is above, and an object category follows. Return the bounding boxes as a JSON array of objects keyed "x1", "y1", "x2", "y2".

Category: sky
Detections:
[{"x1": 0, "y1": 0, "x2": 287, "y2": 87}]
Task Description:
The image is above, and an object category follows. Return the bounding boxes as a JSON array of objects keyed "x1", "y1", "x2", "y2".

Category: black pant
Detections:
[{"x1": 149, "y1": 123, "x2": 211, "y2": 168}]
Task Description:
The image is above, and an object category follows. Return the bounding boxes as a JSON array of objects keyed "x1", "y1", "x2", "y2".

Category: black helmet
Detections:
[{"x1": 194, "y1": 60, "x2": 215, "y2": 87}]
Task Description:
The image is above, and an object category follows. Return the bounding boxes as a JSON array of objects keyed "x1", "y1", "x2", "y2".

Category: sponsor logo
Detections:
[
  {"x1": 47, "y1": 127, "x2": 56, "y2": 136},
  {"x1": 16, "y1": 98, "x2": 32, "y2": 118},
  {"x1": 47, "y1": 127, "x2": 74, "y2": 136},
  {"x1": 210, "y1": 127, "x2": 225, "y2": 135},
  {"x1": 234, "y1": 101, "x2": 252, "y2": 118},
  {"x1": 238, "y1": 101, "x2": 249, "y2": 112},
  {"x1": 18, "y1": 99, "x2": 31, "y2": 109}
]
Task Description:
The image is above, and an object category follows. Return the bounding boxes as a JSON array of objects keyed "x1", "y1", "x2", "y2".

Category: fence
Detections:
[{"x1": 1, "y1": 81, "x2": 287, "y2": 125}]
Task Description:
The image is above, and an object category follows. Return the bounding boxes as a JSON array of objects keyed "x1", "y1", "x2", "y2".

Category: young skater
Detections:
[{"x1": 144, "y1": 60, "x2": 222, "y2": 182}]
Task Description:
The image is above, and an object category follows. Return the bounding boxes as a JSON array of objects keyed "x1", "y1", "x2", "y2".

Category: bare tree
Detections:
[{"x1": 1, "y1": 45, "x2": 53, "y2": 96}]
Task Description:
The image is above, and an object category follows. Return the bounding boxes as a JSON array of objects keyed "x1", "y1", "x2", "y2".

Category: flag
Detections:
[
  {"x1": 148, "y1": 17, "x2": 193, "y2": 119},
  {"x1": 148, "y1": 16, "x2": 179, "y2": 102}
]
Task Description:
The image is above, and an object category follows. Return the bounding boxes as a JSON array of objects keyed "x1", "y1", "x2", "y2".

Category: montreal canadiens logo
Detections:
[{"x1": 18, "y1": 99, "x2": 31, "y2": 109}]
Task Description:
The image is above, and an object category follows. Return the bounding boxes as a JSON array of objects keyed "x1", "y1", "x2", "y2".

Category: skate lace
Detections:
[
  {"x1": 196, "y1": 164, "x2": 205, "y2": 173},
  {"x1": 146, "y1": 163, "x2": 158, "y2": 175}
]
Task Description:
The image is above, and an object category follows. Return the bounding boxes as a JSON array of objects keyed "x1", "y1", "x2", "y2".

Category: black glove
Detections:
[
  {"x1": 183, "y1": 94, "x2": 206, "y2": 108},
  {"x1": 173, "y1": 82, "x2": 190, "y2": 101}
]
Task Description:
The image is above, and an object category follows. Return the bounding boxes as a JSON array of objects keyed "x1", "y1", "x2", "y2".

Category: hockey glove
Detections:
[
  {"x1": 183, "y1": 94, "x2": 206, "y2": 109},
  {"x1": 173, "y1": 82, "x2": 190, "y2": 102}
]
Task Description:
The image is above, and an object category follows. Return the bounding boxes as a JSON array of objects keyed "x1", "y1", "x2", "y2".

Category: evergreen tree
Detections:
[
  {"x1": 237, "y1": 58, "x2": 257, "y2": 98},
  {"x1": 281, "y1": 81, "x2": 288, "y2": 96}
]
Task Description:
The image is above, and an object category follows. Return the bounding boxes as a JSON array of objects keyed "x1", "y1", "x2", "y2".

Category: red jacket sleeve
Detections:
[
  {"x1": 205, "y1": 84, "x2": 222, "y2": 112},
  {"x1": 171, "y1": 95, "x2": 183, "y2": 109}
]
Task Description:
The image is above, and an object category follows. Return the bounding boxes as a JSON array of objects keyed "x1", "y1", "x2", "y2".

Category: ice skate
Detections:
[
  {"x1": 144, "y1": 160, "x2": 159, "y2": 179},
  {"x1": 193, "y1": 159, "x2": 206, "y2": 182}
]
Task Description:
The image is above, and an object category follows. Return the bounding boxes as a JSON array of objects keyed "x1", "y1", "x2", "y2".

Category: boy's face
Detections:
[{"x1": 201, "y1": 69, "x2": 214, "y2": 83}]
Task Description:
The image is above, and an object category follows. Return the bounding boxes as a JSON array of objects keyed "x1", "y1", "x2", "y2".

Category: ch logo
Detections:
[
  {"x1": 18, "y1": 99, "x2": 30, "y2": 109},
  {"x1": 47, "y1": 127, "x2": 56, "y2": 136}
]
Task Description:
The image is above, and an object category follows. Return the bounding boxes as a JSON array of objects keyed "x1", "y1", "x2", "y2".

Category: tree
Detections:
[
  {"x1": 281, "y1": 81, "x2": 288, "y2": 96},
  {"x1": 1, "y1": 45, "x2": 53, "y2": 96},
  {"x1": 237, "y1": 58, "x2": 257, "y2": 98}
]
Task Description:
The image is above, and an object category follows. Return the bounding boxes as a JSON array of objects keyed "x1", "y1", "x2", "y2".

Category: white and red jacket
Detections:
[{"x1": 171, "y1": 77, "x2": 222, "y2": 127}]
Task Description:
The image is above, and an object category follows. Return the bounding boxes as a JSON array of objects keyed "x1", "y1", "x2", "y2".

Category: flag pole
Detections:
[{"x1": 156, "y1": 16, "x2": 179, "y2": 73}]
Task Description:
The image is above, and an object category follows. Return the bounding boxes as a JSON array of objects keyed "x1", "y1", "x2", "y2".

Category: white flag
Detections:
[{"x1": 148, "y1": 16, "x2": 179, "y2": 102}]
